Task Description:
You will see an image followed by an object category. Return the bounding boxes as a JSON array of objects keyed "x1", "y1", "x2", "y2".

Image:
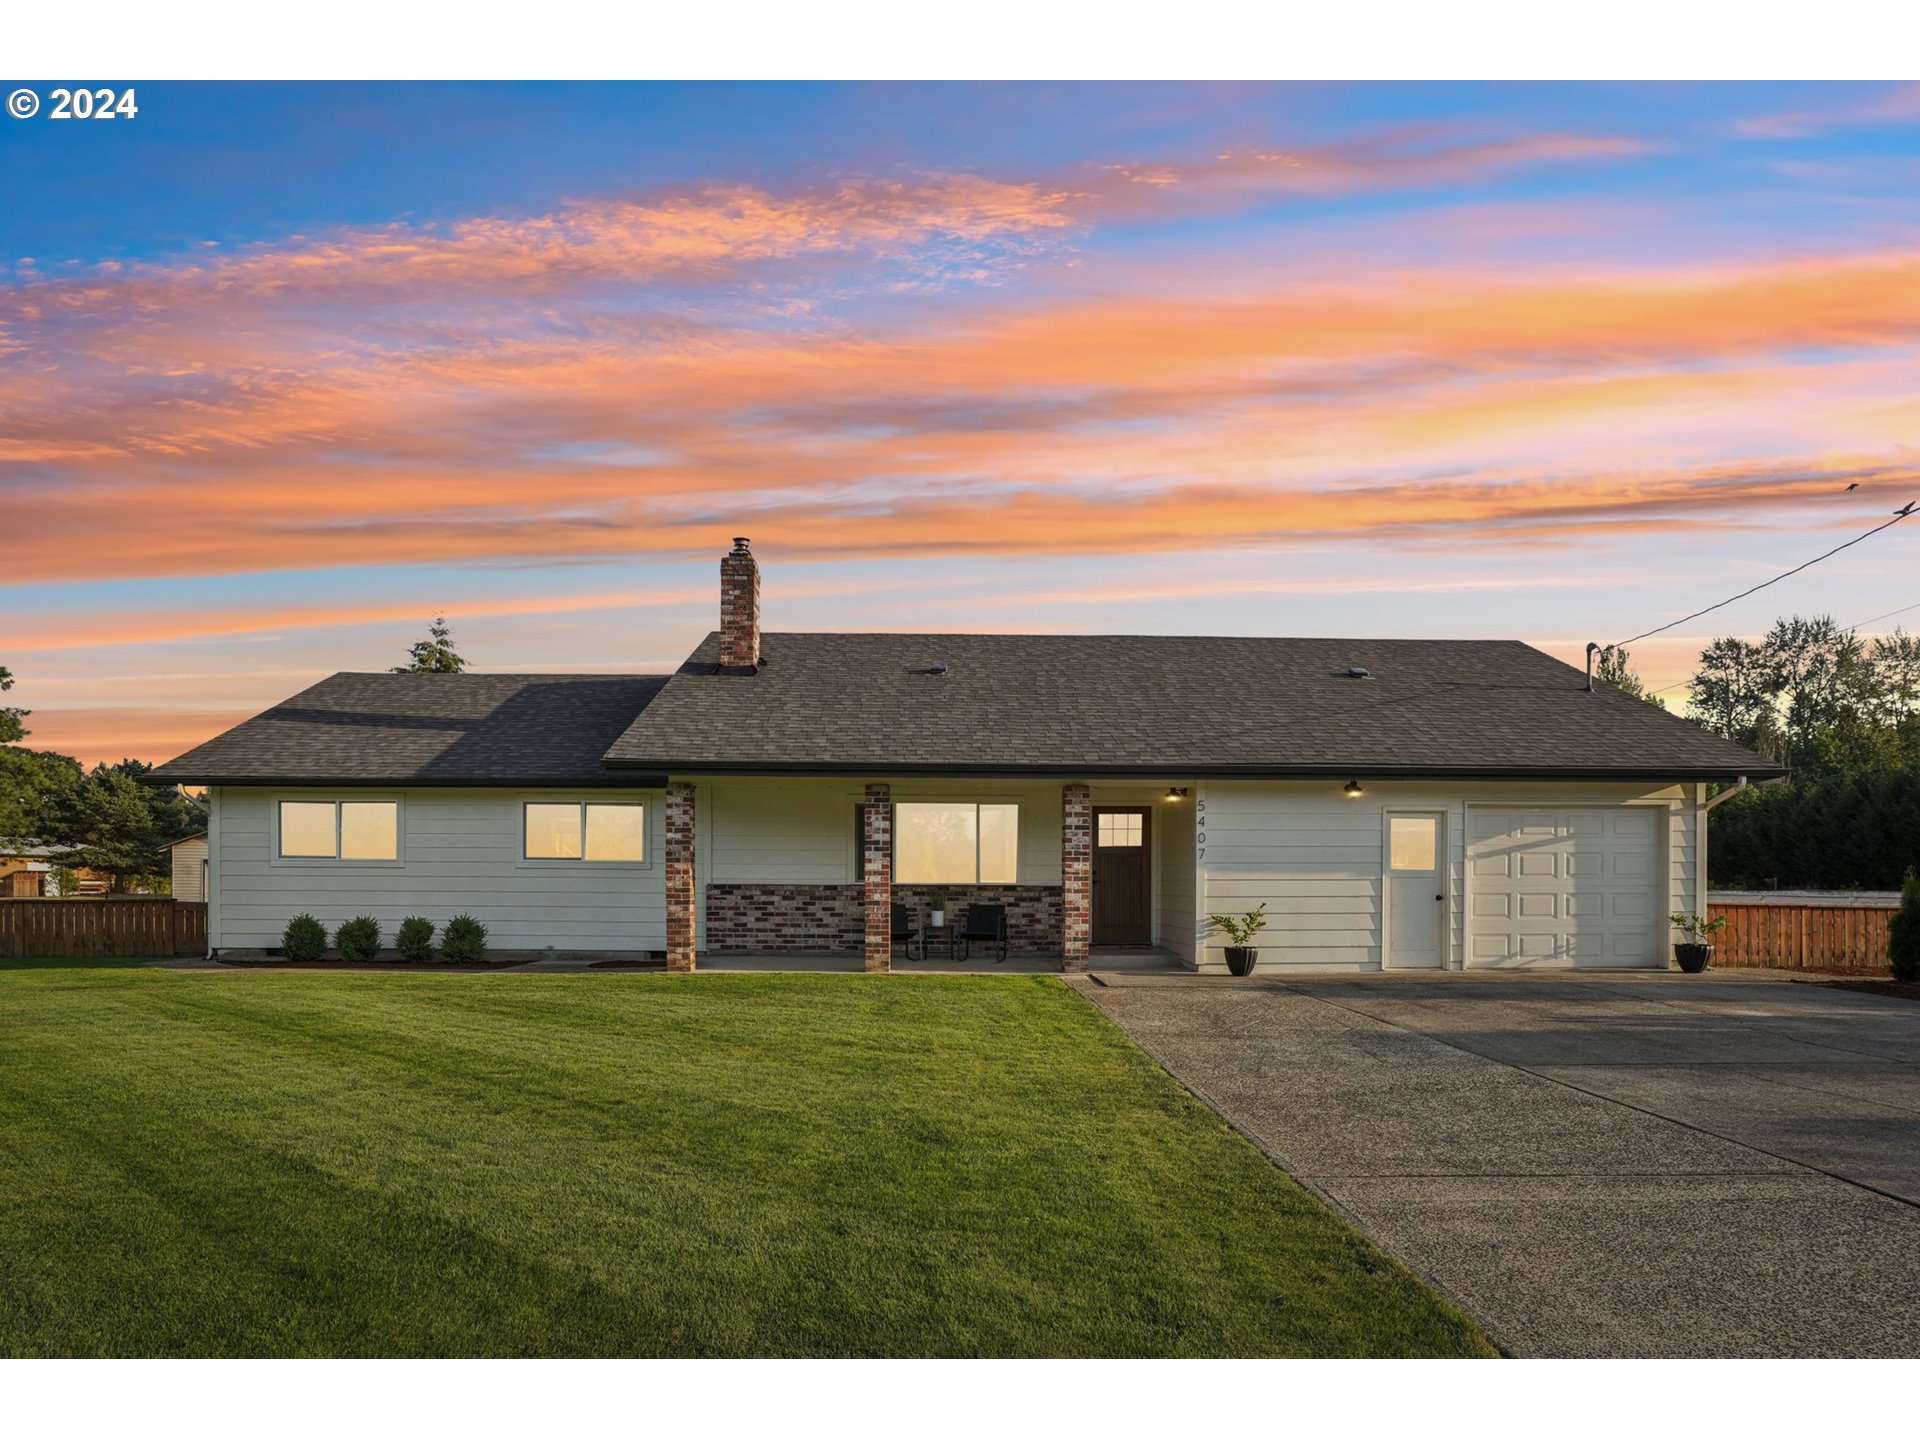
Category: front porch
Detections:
[
  {"x1": 696, "y1": 946, "x2": 1188, "y2": 975},
  {"x1": 663, "y1": 775, "x2": 1200, "y2": 973}
]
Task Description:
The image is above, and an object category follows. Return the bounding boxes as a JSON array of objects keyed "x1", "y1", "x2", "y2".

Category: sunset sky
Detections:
[{"x1": 6, "y1": 80, "x2": 1920, "y2": 767}]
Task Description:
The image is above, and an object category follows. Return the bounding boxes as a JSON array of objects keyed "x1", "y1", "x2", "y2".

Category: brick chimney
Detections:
[{"x1": 719, "y1": 536, "x2": 760, "y2": 669}]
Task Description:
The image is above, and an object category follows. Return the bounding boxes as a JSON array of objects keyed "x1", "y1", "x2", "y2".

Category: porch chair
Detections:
[
  {"x1": 958, "y1": 903, "x2": 1008, "y2": 963},
  {"x1": 890, "y1": 902, "x2": 922, "y2": 961}
]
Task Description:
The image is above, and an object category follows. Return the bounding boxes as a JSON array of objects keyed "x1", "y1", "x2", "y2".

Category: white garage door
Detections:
[{"x1": 1467, "y1": 807, "x2": 1662, "y2": 968}]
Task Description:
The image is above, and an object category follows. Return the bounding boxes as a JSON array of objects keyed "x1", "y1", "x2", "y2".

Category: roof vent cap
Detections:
[
  {"x1": 1345, "y1": 665, "x2": 1372, "y2": 680},
  {"x1": 912, "y1": 660, "x2": 950, "y2": 676}
]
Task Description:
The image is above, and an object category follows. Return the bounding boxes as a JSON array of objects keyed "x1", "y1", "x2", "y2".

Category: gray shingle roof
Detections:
[
  {"x1": 150, "y1": 673, "x2": 669, "y2": 786},
  {"x1": 603, "y1": 632, "x2": 1782, "y2": 779}
]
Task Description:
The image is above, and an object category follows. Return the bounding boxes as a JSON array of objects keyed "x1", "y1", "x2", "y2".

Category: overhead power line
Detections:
[
  {"x1": 1610, "y1": 502, "x2": 1916, "y2": 650},
  {"x1": 1846, "y1": 598, "x2": 1920, "y2": 633},
  {"x1": 1634, "y1": 585, "x2": 1920, "y2": 702}
]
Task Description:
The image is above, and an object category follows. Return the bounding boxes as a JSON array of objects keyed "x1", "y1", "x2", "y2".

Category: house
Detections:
[
  {"x1": 0, "y1": 841, "x2": 110, "y2": 897},
  {"x1": 149, "y1": 539, "x2": 1783, "y2": 972},
  {"x1": 162, "y1": 832, "x2": 209, "y2": 903},
  {"x1": 1, "y1": 842, "x2": 53, "y2": 898}
]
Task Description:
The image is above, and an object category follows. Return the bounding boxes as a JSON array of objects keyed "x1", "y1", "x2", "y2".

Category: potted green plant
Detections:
[
  {"x1": 929, "y1": 894, "x2": 947, "y2": 929},
  {"x1": 1209, "y1": 904, "x2": 1269, "y2": 976},
  {"x1": 1669, "y1": 912, "x2": 1726, "y2": 973}
]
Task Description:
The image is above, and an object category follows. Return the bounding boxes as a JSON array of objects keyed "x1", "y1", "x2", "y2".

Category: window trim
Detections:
[
  {"x1": 892, "y1": 798, "x2": 1021, "y2": 886},
  {"x1": 1386, "y1": 813, "x2": 1441, "y2": 874},
  {"x1": 270, "y1": 795, "x2": 404, "y2": 867},
  {"x1": 517, "y1": 798, "x2": 652, "y2": 868}
]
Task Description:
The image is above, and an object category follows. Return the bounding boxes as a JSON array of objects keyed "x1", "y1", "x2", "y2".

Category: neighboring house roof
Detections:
[
  {"x1": 603, "y1": 632, "x2": 1784, "y2": 780},
  {"x1": 0, "y1": 839, "x2": 64, "y2": 860},
  {"x1": 160, "y1": 832, "x2": 209, "y2": 849},
  {"x1": 149, "y1": 673, "x2": 670, "y2": 786}
]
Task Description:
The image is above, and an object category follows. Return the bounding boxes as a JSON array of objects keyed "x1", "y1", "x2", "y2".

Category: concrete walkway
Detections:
[{"x1": 1073, "y1": 970, "x2": 1920, "y2": 1357}]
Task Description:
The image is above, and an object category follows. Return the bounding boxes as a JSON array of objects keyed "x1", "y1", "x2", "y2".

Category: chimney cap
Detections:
[{"x1": 730, "y1": 537, "x2": 752, "y2": 556}]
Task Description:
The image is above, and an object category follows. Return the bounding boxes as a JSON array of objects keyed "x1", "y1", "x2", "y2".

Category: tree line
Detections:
[{"x1": 1601, "y1": 614, "x2": 1920, "y2": 890}]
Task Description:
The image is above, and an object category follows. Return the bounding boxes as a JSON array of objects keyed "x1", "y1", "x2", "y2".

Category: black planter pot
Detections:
[
  {"x1": 1674, "y1": 943, "x2": 1713, "y2": 974},
  {"x1": 1224, "y1": 946, "x2": 1258, "y2": 977}
]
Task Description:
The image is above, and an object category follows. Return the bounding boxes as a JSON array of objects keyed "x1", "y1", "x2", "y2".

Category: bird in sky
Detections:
[{"x1": 1846, "y1": 482, "x2": 1860, "y2": 491}]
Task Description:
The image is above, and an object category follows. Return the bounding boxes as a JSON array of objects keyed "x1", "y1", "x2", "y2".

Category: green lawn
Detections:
[{"x1": 0, "y1": 961, "x2": 1492, "y2": 1357}]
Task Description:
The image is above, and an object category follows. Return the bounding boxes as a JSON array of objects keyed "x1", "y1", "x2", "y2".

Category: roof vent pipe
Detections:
[{"x1": 1585, "y1": 642, "x2": 1600, "y2": 693}]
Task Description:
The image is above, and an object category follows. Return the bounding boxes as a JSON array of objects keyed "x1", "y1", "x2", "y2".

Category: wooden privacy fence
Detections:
[
  {"x1": 0, "y1": 899, "x2": 207, "y2": 958},
  {"x1": 1708, "y1": 899, "x2": 1896, "y2": 971}
]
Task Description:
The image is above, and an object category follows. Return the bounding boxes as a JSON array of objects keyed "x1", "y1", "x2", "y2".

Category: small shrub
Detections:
[
  {"x1": 334, "y1": 914, "x2": 382, "y2": 963},
  {"x1": 1208, "y1": 904, "x2": 1269, "y2": 946},
  {"x1": 396, "y1": 915, "x2": 436, "y2": 963},
  {"x1": 442, "y1": 913, "x2": 489, "y2": 964},
  {"x1": 282, "y1": 913, "x2": 327, "y2": 962},
  {"x1": 1669, "y1": 911, "x2": 1728, "y2": 944},
  {"x1": 1891, "y1": 869, "x2": 1920, "y2": 983}
]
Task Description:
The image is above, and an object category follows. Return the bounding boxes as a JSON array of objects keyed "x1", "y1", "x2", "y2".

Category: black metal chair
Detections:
[
  {"x1": 890, "y1": 902, "x2": 922, "y2": 961},
  {"x1": 958, "y1": 903, "x2": 1008, "y2": 963}
]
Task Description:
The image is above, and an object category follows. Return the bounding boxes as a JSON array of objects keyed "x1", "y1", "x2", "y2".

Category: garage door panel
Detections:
[
  {"x1": 1467, "y1": 806, "x2": 1662, "y2": 971},
  {"x1": 1470, "y1": 810, "x2": 1513, "y2": 842}
]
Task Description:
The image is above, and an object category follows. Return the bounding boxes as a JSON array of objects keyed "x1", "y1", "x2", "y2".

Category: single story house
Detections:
[
  {"x1": 150, "y1": 539, "x2": 1782, "y2": 972},
  {"x1": 0, "y1": 841, "x2": 111, "y2": 897},
  {"x1": 1, "y1": 841, "x2": 56, "y2": 898}
]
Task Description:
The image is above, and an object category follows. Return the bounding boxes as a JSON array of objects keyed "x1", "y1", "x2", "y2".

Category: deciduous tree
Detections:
[{"x1": 1593, "y1": 645, "x2": 1665, "y2": 708}]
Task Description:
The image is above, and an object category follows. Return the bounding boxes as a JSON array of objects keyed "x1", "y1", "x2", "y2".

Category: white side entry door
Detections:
[{"x1": 1385, "y1": 811, "x2": 1446, "y2": 969}]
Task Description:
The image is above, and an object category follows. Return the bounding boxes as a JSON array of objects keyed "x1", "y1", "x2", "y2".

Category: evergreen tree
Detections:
[
  {"x1": 43, "y1": 760, "x2": 205, "y2": 892},
  {"x1": 1890, "y1": 869, "x2": 1920, "y2": 983},
  {"x1": 0, "y1": 662, "x2": 26, "y2": 745},
  {"x1": 392, "y1": 616, "x2": 467, "y2": 674}
]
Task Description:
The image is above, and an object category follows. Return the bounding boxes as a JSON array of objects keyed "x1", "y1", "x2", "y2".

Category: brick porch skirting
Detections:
[{"x1": 706, "y1": 883, "x2": 1064, "y2": 952}]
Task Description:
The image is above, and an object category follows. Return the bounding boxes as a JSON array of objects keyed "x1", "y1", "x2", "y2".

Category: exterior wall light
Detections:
[
  {"x1": 1344, "y1": 780, "x2": 1365, "y2": 798},
  {"x1": 1165, "y1": 787, "x2": 1189, "y2": 801}
]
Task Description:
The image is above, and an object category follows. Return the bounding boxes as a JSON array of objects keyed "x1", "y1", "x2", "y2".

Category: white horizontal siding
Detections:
[
  {"x1": 707, "y1": 781, "x2": 860, "y2": 884},
  {"x1": 702, "y1": 777, "x2": 1069, "y2": 887},
  {"x1": 1197, "y1": 779, "x2": 1694, "y2": 974},
  {"x1": 211, "y1": 787, "x2": 666, "y2": 952},
  {"x1": 1156, "y1": 793, "x2": 1197, "y2": 964},
  {"x1": 169, "y1": 837, "x2": 208, "y2": 903}
]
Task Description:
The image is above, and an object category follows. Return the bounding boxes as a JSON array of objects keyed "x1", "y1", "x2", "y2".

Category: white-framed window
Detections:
[
  {"x1": 895, "y1": 802, "x2": 1018, "y2": 884},
  {"x1": 276, "y1": 799, "x2": 399, "y2": 861},
  {"x1": 523, "y1": 801, "x2": 646, "y2": 863},
  {"x1": 1388, "y1": 815, "x2": 1439, "y2": 872}
]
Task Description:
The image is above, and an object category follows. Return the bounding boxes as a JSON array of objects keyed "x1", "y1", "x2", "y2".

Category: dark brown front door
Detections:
[{"x1": 1092, "y1": 806, "x2": 1152, "y2": 946}]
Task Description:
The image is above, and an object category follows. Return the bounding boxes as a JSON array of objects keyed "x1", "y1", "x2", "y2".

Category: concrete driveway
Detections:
[{"x1": 1073, "y1": 971, "x2": 1920, "y2": 1357}]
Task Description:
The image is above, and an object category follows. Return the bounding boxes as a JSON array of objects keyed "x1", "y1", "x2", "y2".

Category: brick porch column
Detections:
[
  {"x1": 1061, "y1": 782, "x2": 1091, "y2": 971},
  {"x1": 665, "y1": 781, "x2": 697, "y2": 972},
  {"x1": 863, "y1": 783, "x2": 892, "y2": 973}
]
